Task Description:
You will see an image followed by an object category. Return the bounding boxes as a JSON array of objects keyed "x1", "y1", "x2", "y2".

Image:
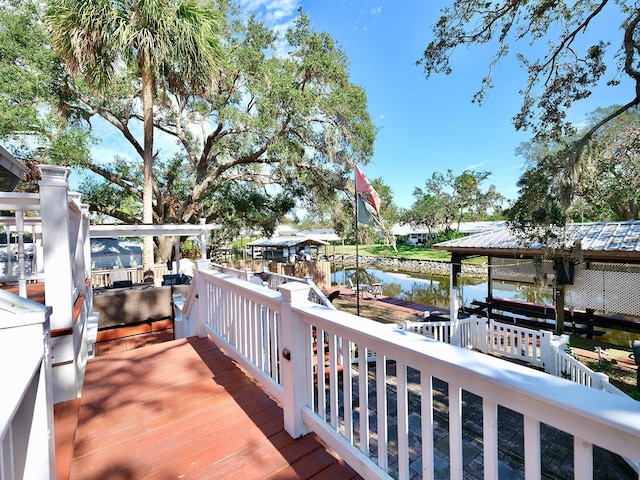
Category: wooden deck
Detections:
[{"x1": 55, "y1": 336, "x2": 360, "y2": 480}]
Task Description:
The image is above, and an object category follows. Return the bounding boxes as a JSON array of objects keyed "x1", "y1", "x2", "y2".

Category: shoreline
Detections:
[{"x1": 326, "y1": 253, "x2": 487, "y2": 278}]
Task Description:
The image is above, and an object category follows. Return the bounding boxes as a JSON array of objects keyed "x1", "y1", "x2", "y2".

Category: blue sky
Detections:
[
  {"x1": 241, "y1": 0, "x2": 632, "y2": 210},
  {"x1": 82, "y1": 1, "x2": 631, "y2": 212}
]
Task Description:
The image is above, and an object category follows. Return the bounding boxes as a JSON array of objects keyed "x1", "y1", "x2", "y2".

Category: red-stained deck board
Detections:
[{"x1": 67, "y1": 336, "x2": 361, "y2": 480}]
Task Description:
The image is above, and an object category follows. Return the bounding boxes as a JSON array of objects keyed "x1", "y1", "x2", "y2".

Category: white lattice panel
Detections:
[
  {"x1": 565, "y1": 269, "x2": 604, "y2": 312},
  {"x1": 565, "y1": 264, "x2": 640, "y2": 316}
]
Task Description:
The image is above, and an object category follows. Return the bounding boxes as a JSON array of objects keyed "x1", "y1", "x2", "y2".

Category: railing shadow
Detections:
[{"x1": 186, "y1": 336, "x2": 360, "y2": 478}]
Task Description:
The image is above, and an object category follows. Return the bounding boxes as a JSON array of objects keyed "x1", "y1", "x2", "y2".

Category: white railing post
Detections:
[
  {"x1": 450, "y1": 285, "x2": 460, "y2": 346},
  {"x1": 37, "y1": 165, "x2": 74, "y2": 331},
  {"x1": 540, "y1": 331, "x2": 553, "y2": 374},
  {"x1": 279, "y1": 282, "x2": 312, "y2": 438},
  {"x1": 0, "y1": 290, "x2": 55, "y2": 480},
  {"x1": 194, "y1": 275, "x2": 206, "y2": 339},
  {"x1": 15, "y1": 210, "x2": 26, "y2": 297},
  {"x1": 172, "y1": 293, "x2": 185, "y2": 339},
  {"x1": 81, "y1": 204, "x2": 91, "y2": 284},
  {"x1": 195, "y1": 258, "x2": 210, "y2": 273},
  {"x1": 593, "y1": 372, "x2": 609, "y2": 391},
  {"x1": 476, "y1": 316, "x2": 488, "y2": 353}
]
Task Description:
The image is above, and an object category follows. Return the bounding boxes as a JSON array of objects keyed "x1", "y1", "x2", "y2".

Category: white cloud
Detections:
[
  {"x1": 465, "y1": 162, "x2": 486, "y2": 170},
  {"x1": 371, "y1": 6, "x2": 382, "y2": 15},
  {"x1": 239, "y1": 0, "x2": 300, "y2": 26},
  {"x1": 239, "y1": 0, "x2": 301, "y2": 57}
]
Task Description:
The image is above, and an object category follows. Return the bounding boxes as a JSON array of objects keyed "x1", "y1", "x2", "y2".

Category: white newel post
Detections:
[
  {"x1": 477, "y1": 316, "x2": 489, "y2": 353},
  {"x1": 194, "y1": 259, "x2": 210, "y2": 337},
  {"x1": 540, "y1": 331, "x2": 553, "y2": 375},
  {"x1": 199, "y1": 217, "x2": 207, "y2": 260},
  {"x1": 16, "y1": 210, "x2": 26, "y2": 297},
  {"x1": 279, "y1": 282, "x2": 312, "y2": 438},
  {"x1": 38, "y1": 165, "x2": 74, "y2": 331},
  {"x1": 82, "y1": 204, "x2": 91, "y2": 281}
]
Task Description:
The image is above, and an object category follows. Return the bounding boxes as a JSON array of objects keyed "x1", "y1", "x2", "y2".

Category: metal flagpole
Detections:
[{"x1": 354, "y1": 169, "x2": 361, "y2": 316}]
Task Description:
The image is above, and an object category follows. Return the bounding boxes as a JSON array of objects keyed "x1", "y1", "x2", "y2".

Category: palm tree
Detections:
[{"x1": 46, "y1": 0, "x2": 224, "y2": 269}]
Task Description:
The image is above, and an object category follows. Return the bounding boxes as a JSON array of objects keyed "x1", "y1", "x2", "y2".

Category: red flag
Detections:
[{"x1": 355, "y1": 165, "x2": 381, "y2": 216}]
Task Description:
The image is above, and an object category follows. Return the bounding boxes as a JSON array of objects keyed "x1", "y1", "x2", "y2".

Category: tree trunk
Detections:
[
  {"x1": 141, "y1": 61, "x2": 155, "y2": 271},
  {"x1": 156, "y1": 236, "x2": 177, "y2": 265}
]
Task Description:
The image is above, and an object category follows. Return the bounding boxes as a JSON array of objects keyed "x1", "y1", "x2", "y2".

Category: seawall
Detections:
[{"x1": 327, "y1": 254, "x2": 487, "y2": 278}]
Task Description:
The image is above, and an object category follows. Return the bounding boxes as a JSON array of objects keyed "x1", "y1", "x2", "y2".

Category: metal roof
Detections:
[
  {"x1": 434, "y1": 221, "x2": 640, "y2": 261},
  {"x1": 247, "y1": 235, "x2": 330, "y2": 248},
  {"x1": 297, "y1": 229, "x2": 342, "y2": 242},
  {"x1": 90, "y1": 223, "x2": 220, "y2": 238},
  {"x1": 90, "y1": 238, "x2": 142, "y2": 255},
  {"x1": 391, "y1": 220, "x2": 506, "y2": 236}
]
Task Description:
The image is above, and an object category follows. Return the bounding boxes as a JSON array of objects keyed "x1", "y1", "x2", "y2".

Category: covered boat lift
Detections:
[
  {"x1": 247, "y1": 235, "x2": 330, "y2": 263},
  {"x1": 434, "y1": 221, "x2": 640, "y2": 335}
]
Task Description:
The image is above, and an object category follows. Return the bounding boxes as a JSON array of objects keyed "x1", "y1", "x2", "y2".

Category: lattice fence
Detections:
[{"x1": 565, "y1": 262, "x2": 640, "y2": 316}]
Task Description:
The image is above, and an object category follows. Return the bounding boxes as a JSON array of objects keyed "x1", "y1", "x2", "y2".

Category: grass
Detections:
[{"x1": 331, "y1": 243, "x2": 487, "y2": 265}]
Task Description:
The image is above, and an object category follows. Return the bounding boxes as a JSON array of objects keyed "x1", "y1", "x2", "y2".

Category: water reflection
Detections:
[
  {"x1": 332, "y1": 267, "x2": 553, "y2": 310},
  {"x1": 332, "y1": 267, "x2": 640, "y2": 347}
]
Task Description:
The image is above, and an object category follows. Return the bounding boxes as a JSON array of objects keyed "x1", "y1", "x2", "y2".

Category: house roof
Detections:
[
  {"x1": 391, "y1": 220, "x2": 506, "y2": 236},
  {"x1": 90, "y1": 238, "x2": 142, "y2": 256},
  {"x1": 247, "y1": 235, "x2": 330, "y2": 248},
  {"x1": 297, "y1": 228, "x2": 342, "y2": 242},
  {"x1": 434, "y1": 221, "x2": 640, "y2": 262},
  {"x1": 89, "y1": 223, "x2": 220, "y2": 238}
]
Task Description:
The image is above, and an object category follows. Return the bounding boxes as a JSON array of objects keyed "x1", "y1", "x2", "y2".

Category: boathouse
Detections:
[{"x1": 435, "y1": 221, "x2": 640, "y2": 336}]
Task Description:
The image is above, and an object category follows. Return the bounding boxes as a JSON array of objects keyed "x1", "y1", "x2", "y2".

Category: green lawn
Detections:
[{"x1": 329, "y1": 244, "x2": 486, "y2": 265}]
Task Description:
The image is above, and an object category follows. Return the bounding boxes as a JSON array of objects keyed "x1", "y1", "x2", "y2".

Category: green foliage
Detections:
[
  {"x1": 339, "y1": 244, "x2": 452, "y2": 262},
  {"x1": 418, "y1": 2, "x2": 637, "y2": 142},
  {"x1": 588, "y1": 358, "x2": 618, "y2": 374},
  {"x1": 404, "y1": 169, "x2": 503, "y2": 234},
  {"x1": 1, "y1": 3, "x2": 377, "y2": 260},
  {"x1": 0, "y1": 1, "x2": 93, "y2": 180},
  {"x1": 432, "y1": 230, "x2": 465, "y2": 245},
  {"x1": 420, "y1": 2, "x2": 640, "y2": 222},
  {"x1": 628, "y1": 391, "x2": 640, "y2": 402},
  {"x1": 508, "y1": 105, "x2": 640, "y2": 238}
]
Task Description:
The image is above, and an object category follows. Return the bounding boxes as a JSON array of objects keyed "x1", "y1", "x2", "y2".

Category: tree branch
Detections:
[
  {"x1": 88, "y1": 204, "x2": 139, "y2": 224},
  {"x1": 85, "y1": 163, "x2": 142, "y2": 198}
]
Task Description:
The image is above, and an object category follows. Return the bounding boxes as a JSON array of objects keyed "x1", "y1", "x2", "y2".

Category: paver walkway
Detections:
[{"x1": 345, "y1": 361, "x2": 636, "y2": 479}]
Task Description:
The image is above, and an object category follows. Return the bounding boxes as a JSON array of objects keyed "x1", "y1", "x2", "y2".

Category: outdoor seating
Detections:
[{"x1": 369, "y1": 283, "x2": 382, "y2": 300}]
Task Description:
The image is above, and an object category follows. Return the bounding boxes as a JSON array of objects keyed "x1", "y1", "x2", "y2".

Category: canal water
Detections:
[
  {"x1": 331, "y1": 267, "x2": 553, "y2": 311},
  {"x1": 332, "y1": 267, "x2": 639, "y2": 347}
]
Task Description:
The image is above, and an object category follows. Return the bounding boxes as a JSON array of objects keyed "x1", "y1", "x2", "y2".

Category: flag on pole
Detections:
[{"x1": 355, "y1": 165, "x2": 382, "y2": 229}]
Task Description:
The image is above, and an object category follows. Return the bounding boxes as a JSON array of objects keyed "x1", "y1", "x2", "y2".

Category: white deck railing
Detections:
[
  {"x1": 0, "y1": 290, "x2": 55, "y2": 480},
  {"x1": 181, "y1": 265, "x2": 640, "y2": 480},
  {"x1": 0, "y1": 166, "x2": 94, "y2": 404},
  {"x1": 400, "y1": 314, "x2": 633, "y2": 401},
  {"x1": 488, "y1": 319, "x2": 549, "y2": 367},
  {"x1": 210, "y1": 262, "x2": 335, "y2": 309},
  {"x1": 402, "y1": 316, "x2": 486, "y2": 348}
]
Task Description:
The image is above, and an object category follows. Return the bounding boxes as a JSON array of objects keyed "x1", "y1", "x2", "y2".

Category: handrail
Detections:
[
  {"x1": 210, "y1": 262, "x2": 335, "y2": 309},
  {"x1": 190, "y1": 268, "x2": 640, "y2": 479},
  {"x1": 488, "y1": 318, "x2": 546, "y2": 366},
  {"x1": 196, "y1": 269, "x2": 285, "y2": 401},
  {"x1": 0, "y1": 290, "x2": 54, "y2": 479}
]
